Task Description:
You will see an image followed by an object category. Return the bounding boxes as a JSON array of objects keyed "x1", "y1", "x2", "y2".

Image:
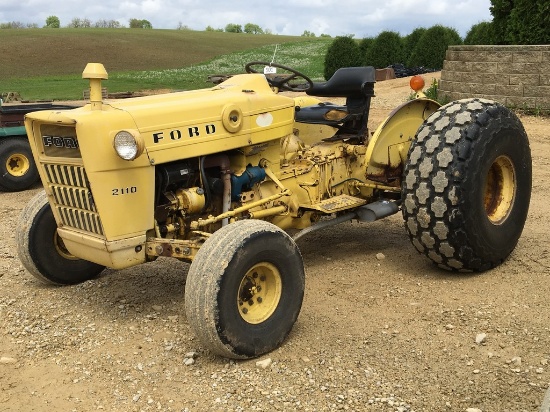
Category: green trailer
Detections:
[{"x1": 0, "y1": 100, "x2": 77, "y2": 191}]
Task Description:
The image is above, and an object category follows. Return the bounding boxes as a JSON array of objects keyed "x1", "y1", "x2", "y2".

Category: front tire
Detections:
[
  {"x1": 16, "y1": 191, "x2": 105, "y2": 285},
  {"x1": 185, "y1": 220, "x2": 305, "y2": 359},
  {"x1": 402, "y1": 98, "x2": 531, "y2": 272},
  {"x1": 0, "y1": 138, "x2": 39, "y2": 192}
]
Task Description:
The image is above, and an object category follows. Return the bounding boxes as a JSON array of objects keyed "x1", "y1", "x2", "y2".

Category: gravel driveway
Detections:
[{"x1": 1, "y1": 74, "x2": 549, "y2": 412}]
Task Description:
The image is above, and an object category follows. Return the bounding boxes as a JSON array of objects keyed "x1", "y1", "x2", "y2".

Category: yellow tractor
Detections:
[{"x1": 17, "y1": 62, "x2": 531, "y2": 359}]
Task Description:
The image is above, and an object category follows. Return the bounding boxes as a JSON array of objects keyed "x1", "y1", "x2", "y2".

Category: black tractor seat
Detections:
[
  {"x1": 295, "y1": 67, "x2": 376, "y2": 140},
  {"x1": 306, "y1": 66, "x2": 376, "y2": 98},
  {"x1": 295, "y1": 102, "x2": 349, "y2": 126}
]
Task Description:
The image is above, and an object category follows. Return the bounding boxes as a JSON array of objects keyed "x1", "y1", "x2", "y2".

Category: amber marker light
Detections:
[{"x1": 410, "y1": 75, "x2": 425, "y2": 93}]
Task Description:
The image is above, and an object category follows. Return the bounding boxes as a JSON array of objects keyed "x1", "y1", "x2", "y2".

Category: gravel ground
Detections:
[{"x1": 1, "y1": 73, "x2": 550, "y2": 412}]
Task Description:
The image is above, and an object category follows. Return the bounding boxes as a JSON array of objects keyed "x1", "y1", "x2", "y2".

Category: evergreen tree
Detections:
[
  {"x1": 359, "y1": 37, "x2": 374, "y2": 65},
  {"x1": 365, "y1": 31, "x2": 403, "y2": 68},
  {"x1": 408, "y1": 25, "x2": 462, "y2": 69},
  {"x1": 490, "y1": 0, "x2": 514, "y2": 44},
  {"x1": 403, "y1": 28, "x2": 426, "y2": 63},
  {"x1": 465, "y1": 22, "x2": 495, "y2": 45},
  {"x1": 323, "y1": 36, "x2": 361, "y2": 80},
  {"x1": 490, "y1": 0, "x2": 550, "y2": 44}
]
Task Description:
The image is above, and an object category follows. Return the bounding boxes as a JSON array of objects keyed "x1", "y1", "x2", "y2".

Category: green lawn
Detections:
[{"x1": 0, "y1": 28, "x2": 331, "y2": 100}]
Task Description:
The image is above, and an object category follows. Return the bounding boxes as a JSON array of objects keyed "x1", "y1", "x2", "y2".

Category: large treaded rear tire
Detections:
[
  {"x1": 185, "y1": 220, "x2": 305, "y2": 359},
  {"x1": 402, "y1": 98, "x2": 531, "y2": 272},
  {"x1": 16, "y1": 191, "x2": 105, "y2": 285}
]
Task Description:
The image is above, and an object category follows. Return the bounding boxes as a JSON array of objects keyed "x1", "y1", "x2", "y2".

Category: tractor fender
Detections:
[{"x1": 365, "y1": 98, "x2": 440, "y2": 184}]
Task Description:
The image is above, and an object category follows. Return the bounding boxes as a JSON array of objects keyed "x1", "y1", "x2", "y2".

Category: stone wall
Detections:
[{"x1": 439, "y1": 45, "x2": 550, "y2": 110}]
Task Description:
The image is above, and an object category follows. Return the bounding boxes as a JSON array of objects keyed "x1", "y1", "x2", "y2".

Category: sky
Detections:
[{"x1": 0, "y1": 0, "x2": 493, "y2": 38}]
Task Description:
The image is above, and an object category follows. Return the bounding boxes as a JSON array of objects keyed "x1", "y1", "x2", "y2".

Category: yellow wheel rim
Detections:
[
  {"x1": 238, "y1": 262, "x2": 282, "y2": 324},
  {"x1": 484, "y1": 155, "x2": 516, "y2": 224},
  {"x1": 6, "y1": 153, "x2": 30, "y2": 177},
  {"x1": 54, "y1": 232, "x2": 79, "y2": 260}
]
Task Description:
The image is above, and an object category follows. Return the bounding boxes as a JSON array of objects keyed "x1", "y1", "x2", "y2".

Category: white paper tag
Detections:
[{"x1": 263, "y1": 66, "x2": 277, "y2": 74}]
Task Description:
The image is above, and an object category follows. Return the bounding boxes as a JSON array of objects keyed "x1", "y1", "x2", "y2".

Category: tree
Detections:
[
  {"x1": 364, "y1": 31, "x2": 403, "y2": 68},
  {"x1": 95, "y1": 19, "x2": 123, "y2": 28},
  {"x1": 45, "y1": 16, "x2": 60, "y2": 28},
  {"x1": 443, "y1": 26, "x2": 463, "y2": 45},
  {"x1": 408, "y1": 25, "x2": 462, "y2": 69},
  {"x1": 323, "y1": 36, "x2": 361, "y2": 80},
  {"x1": 67, "y1": 18, "x2": 91, "y2": 28},
  {"x1": 465, "y1": 21, "x2": 495, "y2": 45},
  {"x1": 244, "y1": 23, "x2": 264, "y2": 34},
  {"x1": 301, "y1": 30, "x2": 316, "y2": 37},
  {"x1": 359, "y1": 37, "x2": 374, "y2": 65},
  {"x1": 490, "y1": 0, "x2": 550, "y2": 44},
  {"x1": 403, "y1": 27, "x2": 426, "y2": 63},
  {"x1": 225, "y1": 23, "x2": 242, "y2": 33},
  {"x1": 0, "y1": 21, "x2": 25, "y2": 29},
  {"x1": 177, "y1": 22, "x2": 192, "y2": 30},
  {"x1": 129, "y1": 18, "x2": 152, "y2": 29}
]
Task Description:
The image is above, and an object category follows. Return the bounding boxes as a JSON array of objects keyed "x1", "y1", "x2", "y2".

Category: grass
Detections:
[
  {"x1": 113, "y1": 41, "x2": 330, "y2": 91},
  {"x1": 0, "y1": 28, "x2": 331, "y2": 100}
]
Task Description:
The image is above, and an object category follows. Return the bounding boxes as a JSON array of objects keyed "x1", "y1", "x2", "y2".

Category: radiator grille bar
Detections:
[{"x1": 43, "y1": 163, "x2": 105, "y2": 237}]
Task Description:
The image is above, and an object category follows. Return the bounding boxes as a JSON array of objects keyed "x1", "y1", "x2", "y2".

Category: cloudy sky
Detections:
[{"x1": 1, "y1": 0, "x2": 492, "y2": 38}]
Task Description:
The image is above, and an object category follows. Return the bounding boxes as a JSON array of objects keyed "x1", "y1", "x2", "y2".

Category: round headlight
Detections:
[{"x1": 113, "y1": 130, "x2": 144, "y2": 160}]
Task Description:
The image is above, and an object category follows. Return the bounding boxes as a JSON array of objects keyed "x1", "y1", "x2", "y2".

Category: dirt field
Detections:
[{"x1": 1, "y1": 74, "x2": 549, "y2": 412}]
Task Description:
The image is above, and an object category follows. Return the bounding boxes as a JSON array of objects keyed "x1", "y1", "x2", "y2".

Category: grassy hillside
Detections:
[{"x1": 0, "y1": 28, "x2": 331, "y2": 100}]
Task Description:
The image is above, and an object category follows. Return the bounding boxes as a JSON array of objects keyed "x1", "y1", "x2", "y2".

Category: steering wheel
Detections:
[{"x1": 245, "y1": 61, "x2": 313, "y2": 92}]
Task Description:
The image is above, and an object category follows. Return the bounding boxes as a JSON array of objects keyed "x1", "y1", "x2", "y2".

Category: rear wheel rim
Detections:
[
  {"x1": 237, "y1": 262, "x2": 282, "y2": 324},
  {"x1": 484, "y1": 155, "x2": 516, "y2": 224},
  {"x1": 6, "y1": 153, "x2": 30, "y2": 177}
]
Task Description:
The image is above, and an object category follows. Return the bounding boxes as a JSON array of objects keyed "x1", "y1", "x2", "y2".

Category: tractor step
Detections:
[{"x1": 301, "y1": 194, "x2": 366, "y2": 213}]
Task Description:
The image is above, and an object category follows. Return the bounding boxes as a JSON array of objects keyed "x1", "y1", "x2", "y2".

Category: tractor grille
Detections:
[{"x1": 43, "y1": 163, "x2": 105, "y2": 237}]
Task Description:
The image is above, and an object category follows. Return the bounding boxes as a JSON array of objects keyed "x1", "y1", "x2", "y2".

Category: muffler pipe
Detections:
[
  {"x1": 292, "y1": 200, "x2": 399, "y2": 242},
  {"x1": 355, "y1": 200, "x2": 399, "y2": 222},
  {"x1": 293, "y1": 211, "x2": 357, "y2": 242}
]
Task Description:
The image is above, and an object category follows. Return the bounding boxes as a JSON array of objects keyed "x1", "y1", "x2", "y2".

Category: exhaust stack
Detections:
[{"x1": 82, "y1": 63, "x2": 108, "y2": 110}]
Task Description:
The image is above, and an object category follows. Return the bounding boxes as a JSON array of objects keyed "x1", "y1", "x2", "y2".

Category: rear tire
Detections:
[
  {"x1": 16, "y1": 191, "x2": 105, "y2": 285},
  {"x1": 0, "y1": 138, "x2": 39, "y2": 192},
  {"x1": 402, "y1": 98, "x2": 531, "y2": 272},
  {"x1": 185, "y1": 220, "x2": 305, "y2": 359}
]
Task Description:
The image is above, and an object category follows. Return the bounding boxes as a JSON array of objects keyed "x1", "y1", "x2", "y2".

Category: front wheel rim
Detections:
[
  {"x1": 6, "y1": 153, "x2": 30, "y2": 177},
  {"x1": 484, "y1": 155, "x2": 516, "y2": 224},
  {"x1": 54, "y1": 232, "x2": 79, "y2": 261},
  {"x1": 237, "y1": 262, "x2": 282, "y2": 324}
]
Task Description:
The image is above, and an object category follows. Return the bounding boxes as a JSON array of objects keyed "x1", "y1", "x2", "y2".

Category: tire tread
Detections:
[{"x1": 402, "y1": 98, "x2": 531, "y2": 272}]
